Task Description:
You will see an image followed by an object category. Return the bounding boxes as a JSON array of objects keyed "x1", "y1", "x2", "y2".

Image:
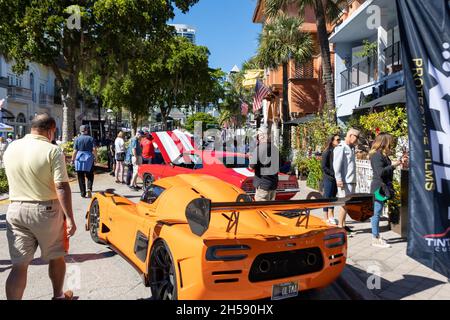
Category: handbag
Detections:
[{"x1": 375, "y1": 182, "x2": 395, "y2": 202}]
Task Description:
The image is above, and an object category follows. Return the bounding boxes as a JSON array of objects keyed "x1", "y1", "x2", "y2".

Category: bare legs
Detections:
[
  {"x1": 6, "y1": 263, "x2": 29, "y2": 300},
  {"x1": 6, "y1": 257, "x2": 66, "y2": 300}
]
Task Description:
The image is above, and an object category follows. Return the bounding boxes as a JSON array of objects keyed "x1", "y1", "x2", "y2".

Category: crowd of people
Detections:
[
  {"x1": 321, "y1": 128, "x2": 408, "y2": 248},
  {"x1": 0, "y1": 112, "x2": 410, "y2": 300}
]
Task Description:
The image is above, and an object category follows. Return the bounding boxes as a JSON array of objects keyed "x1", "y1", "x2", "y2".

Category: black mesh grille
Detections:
[{"x1": 249, "y1": 247, "x2": 324, "y2": 282}]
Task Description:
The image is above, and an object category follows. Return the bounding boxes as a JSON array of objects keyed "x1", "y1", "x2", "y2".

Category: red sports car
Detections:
[{"x1": 138, "y1": 131, "x2": 300, "y2": 200}]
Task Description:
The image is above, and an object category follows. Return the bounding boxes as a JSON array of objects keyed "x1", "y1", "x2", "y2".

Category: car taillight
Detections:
[
  {"x1": 323, "y1": 233, "x2": 346, "y2": 248},
  {"x1": 206, "y1": 245, "x2": 251, "y2": 261},
  {"x1": 241, "y1": 178, "x2": 255, "y2": 193}
]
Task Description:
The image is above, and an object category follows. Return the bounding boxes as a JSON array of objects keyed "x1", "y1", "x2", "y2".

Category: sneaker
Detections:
[
  {"x1": 328, "y1": 218, "x2": 338, "y2": 226},
  {"x1": 86, "y1": 190, "x2": 92, "y2": 198},
  {"x1": 52, "y1": 290, "x2": 74, "y2": 300},
  {"x1": 344, "y1": 226, "x2": 354, "y2": 237},
  {"x1": 372, "y1": 237, "x2": 391, "y2": 248}
]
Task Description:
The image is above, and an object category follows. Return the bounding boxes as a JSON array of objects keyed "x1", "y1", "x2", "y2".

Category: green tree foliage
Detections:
[
  {"x1": 294, "y1": 109, "x2": 341, "y2": 152},
  {"x1": 98, "y1": 37, "x2": 224, "y2": 133},
  {"x1": 0, "y1": 0, "x2": 199, "y2": 141},
  {"x1": 358, "y1": 106, "x2": 408, "y2": 140},
  {"x1": 257, "y1": 13, "x2": 312, "y2": 150},
  {"x1": 185, "y1": 112, "x2": 218, "y2": 133}
]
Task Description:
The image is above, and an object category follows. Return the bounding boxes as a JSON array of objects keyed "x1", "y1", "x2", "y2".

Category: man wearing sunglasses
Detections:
[{"x1": 333, "y1": 128, "x2": 360, "y2": 236}]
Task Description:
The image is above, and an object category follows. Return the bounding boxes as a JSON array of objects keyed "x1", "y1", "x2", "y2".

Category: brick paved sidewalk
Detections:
[{"x1": 294, "y1": 180, "x2": 450, "y2": 300}]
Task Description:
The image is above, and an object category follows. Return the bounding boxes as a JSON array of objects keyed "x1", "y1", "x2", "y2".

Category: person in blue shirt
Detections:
[
  {"x1": 71, "y1": 125, "x2": 97, "y2": 198},
  {"x1": 125, "y1": 131, "x2": 143, "y2": 190}
]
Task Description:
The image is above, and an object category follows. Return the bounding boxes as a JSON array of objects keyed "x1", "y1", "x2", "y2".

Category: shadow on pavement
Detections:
[
  {"x1": 0, "y1": 250, "x2": 117, "y2": 271},
  {"x1": 346, "y1": 264, "x2": 446, "y2": 299}
]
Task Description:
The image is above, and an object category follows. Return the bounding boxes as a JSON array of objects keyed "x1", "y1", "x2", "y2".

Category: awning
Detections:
[
  {"x1": 285, "y1": 114, "x2": 316, "y2": 125},
  {"x1": 242, "y1": 69, "x2": 265, "y2": 89},
  {"x1": 0, "y1": 122, "x2": 14, "y2": 132},
  {"x1": 355, "y1": 87, "x2": 406, "y2": 111}
]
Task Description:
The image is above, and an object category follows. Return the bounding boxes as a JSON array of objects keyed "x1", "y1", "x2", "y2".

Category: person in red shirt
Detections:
[{"x1": 140, "y1": 132, "x2": 155, "y2": 164}]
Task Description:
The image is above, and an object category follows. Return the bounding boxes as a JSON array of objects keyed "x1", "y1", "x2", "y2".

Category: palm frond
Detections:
[{"x1": 257, "y1": 13, "x2": 313, "y2": 69}]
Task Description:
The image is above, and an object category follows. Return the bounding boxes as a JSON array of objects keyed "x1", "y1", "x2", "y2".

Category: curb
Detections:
[{"x1": 336, "y1": 263, "x2": 381, "y2": 300}]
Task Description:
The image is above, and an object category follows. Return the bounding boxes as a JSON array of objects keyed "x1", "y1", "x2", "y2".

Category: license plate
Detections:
[{"x1": 271, "y1": 281, "x2": 298, "y2": 300}]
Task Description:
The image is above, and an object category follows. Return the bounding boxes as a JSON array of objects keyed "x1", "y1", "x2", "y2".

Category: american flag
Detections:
[
  {"x1": 241, "y1": 101, "x2": 249, "y2": 115},
  {"x1": 253, "y1": 79, "x2": 270, "y2": 112}
]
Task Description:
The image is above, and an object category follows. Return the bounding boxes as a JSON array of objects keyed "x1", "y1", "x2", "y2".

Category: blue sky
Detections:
[{"x1": 172, "y1": 0, "x2": 262, "y2": 73}]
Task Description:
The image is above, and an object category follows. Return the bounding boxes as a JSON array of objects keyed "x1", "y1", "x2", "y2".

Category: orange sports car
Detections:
[{"x1": 86, "y1": 174, "x2": 373, "y2": 300}]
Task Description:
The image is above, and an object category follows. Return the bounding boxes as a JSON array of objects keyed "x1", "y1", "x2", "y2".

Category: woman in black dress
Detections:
[{"x1": 321, "y1": 134, "x2": 341, "y2": 225}]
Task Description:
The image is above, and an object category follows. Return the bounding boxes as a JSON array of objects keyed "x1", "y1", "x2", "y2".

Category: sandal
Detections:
[{"x1": 52, "y1": 290, "x2": 74, "y2": 300}]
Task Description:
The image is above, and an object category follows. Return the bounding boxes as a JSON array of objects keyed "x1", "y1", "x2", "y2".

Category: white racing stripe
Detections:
[
  {"x1": 173, "y1": 131, "x2": 194, "y2": 151},
  {"x1": 232, "y1": 168, "x2": 255, "y2": 177},
  {"x1": 155, "y1": 132, "x2": 183, "y2": 163}
]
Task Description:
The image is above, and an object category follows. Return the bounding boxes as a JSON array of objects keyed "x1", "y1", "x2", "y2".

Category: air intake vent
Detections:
[
  {"x1": 249, "y1": 247, "x2": 324, "y2": 282},
  {"x1": 212, "y1": 270, "x2": 242, "y2": 276}
]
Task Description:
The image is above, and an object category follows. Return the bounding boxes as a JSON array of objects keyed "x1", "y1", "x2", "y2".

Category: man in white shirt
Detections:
[{"x1": 333, "y1": 128, "x2": 360, "y2": 234}]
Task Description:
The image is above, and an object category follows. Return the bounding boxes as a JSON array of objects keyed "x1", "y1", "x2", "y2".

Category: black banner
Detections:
[{"x1": 396, "y1": 0, "x2": 450, "y2": 278}]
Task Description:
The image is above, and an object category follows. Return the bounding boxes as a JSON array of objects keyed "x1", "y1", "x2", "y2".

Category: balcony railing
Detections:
[
  {"x1": 340, "y1": 55, "x2": 378, "y2": 93},
  {"x1": 7, "y1": 86, "x2": 33, "y2": 101},
  {"x1": 384, "y1": 41, "x2": 402, "y2": 75}
]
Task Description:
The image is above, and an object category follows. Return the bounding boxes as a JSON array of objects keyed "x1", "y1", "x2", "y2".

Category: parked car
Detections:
[
  {"x1": 85, "y1": 174, "x2": 374, "y2": 300},
  {"x1": 138, "y1": 131, "x2": 299, "y2": 200}
]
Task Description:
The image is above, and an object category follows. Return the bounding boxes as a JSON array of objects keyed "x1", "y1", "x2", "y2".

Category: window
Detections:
[
  {"x1": 294, "y1": 60, "x2": 314, "y2": 79},
  {"x1": 8, "y1": 74, "x2": 14, "y2": 86},
  {"x1": 16, "y1": 113, "x2": 26, "y2": 123},
  {"x1": 15, "y1": 77, "x2": 22, "y2": 87},
  {"x1": 172, "y1": 153, "x2": 203, "y2": 169},
  {"x1": 40, "y1": 83, "x2": 46, "y2": 95},
  {"x1": 141, "y1": 185, "x2": 165, "y2": 204}
]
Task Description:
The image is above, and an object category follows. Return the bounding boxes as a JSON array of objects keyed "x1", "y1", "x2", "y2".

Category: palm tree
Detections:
[
  {"x1": 265, "y1": 0, "x2": 346, "y2": 124},
  {"x1": 257, "y1": 13, "x2": 312, "y2": 149}
]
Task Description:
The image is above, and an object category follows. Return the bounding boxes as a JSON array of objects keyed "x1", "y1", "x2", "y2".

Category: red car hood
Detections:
[{"x1": 151, "y1": 131, "x2": 194, "y2": 164}]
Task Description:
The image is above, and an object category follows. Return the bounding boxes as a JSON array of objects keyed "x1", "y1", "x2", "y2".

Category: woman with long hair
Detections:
[
  {"x1": 321, "y1": 134, "x2": 341, "y2": 225},
  {"x1": 369, "y1": 133, "x2": 407, "y2": 248},
  {"x1": 114, "y1": 131, "x2": 126, "y2": 184}
]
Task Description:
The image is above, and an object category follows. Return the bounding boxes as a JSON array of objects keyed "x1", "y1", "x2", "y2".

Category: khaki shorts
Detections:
[
  {"x1": 255, "y1": 188, "x2": 276, "y2": 201},
  {"x1": 6, "y1": 200, "x2": 68, "y2": 265}
]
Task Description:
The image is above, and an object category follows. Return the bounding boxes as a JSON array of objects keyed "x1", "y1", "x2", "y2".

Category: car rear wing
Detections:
[{"x1": 185, "y1": 194, "x2": 374, "y2": 237}]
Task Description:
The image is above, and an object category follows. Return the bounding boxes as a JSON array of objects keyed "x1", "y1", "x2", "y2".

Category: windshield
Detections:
[
  {"x1": 218, "y1": 156, "x2": 249, "y2": 169},
  {"x1": 173, "y1": 153, "x2": 203, "y2": 169}
]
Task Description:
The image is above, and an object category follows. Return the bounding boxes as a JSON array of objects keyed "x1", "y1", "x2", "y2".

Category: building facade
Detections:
[
  {"x1": 0, "y1": 55, "x2": 64, "y2": 137},
  {"x1": 252, "y1": 0, "x2": 334, "y2": 125},
  {"x1": 169, "y1": 24, "x2": 196, "y2": 44},
  {"x1": 0, "y1": 54, "x2": 108, "y2": 139},
  {"x1": 330, "y1": 0, "x2": 404, "y2": 123}
]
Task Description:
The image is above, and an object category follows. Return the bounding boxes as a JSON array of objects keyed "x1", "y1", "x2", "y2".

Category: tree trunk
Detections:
[
  {"x1": 314, "y1": 0, "x2": 337, "y2": 124},
  {"x1": 131, "y1": 113, "x2": 138, "y2": 136},
  {"x1": 282, "y1": 62, "x2": 290, "y2": 152},
  {"x1": 62, "y1": 74, "x2": 77, "y2": 143}
]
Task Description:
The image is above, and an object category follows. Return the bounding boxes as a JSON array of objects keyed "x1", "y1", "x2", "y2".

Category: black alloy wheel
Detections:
[
  {"x1": 149, "y1": 240, "x2": 178, "y2": 300},
  {"x1": 89, "y1": 199, "x2": 101, "y2": 243}
]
